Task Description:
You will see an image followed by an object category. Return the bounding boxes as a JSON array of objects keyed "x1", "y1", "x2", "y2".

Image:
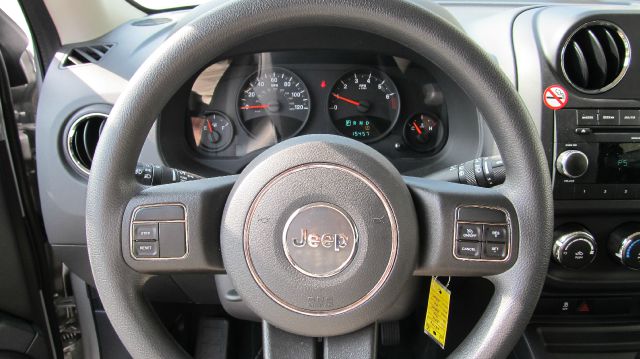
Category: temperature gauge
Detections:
[
  {"x1": 198, "y1": 111, "x2": 234, "y2": 152},
  {"x1": 403, "y1": 113, "x2": 445, "y2": 153}
]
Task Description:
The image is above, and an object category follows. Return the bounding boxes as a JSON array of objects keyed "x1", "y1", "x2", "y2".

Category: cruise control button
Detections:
[
  {"x1": 456, "y1": 241, "x2": 481, "y2": 259},
  {"x1": 484, "y1": 242, "x2": 507, "y2": 259},
  {"x1": 484, "y1": 225, "x2": 507, "y2": 243},
  {"x1": 457, "y1": 207, "x2": 506, "y2": 223},
  {"x1": 457, "y1": 224, "x2": 482, "y2": 241},
  {"x1": 133, "y1": 223, "x2": 158, "y2": 240},
  {"x1": 134, "y1": 241, "x2": 159, "y2": 258},
  {"x1": 133, "y1": 205, "x2": 185, "y2": 221}
]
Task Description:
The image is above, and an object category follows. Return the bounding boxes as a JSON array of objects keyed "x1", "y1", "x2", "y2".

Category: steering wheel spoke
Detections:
[
  {"x1": 405, "y1": 177, "x2": 519, "y2": 277},
  {"x1": 121, "y1": 176, "x2": 236, "y2": 274}
]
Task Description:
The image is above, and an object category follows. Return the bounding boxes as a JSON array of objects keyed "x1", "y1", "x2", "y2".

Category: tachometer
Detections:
[
  {"x1": 238, "y1": 68, "x2": 310, "y2": 140},
  {"x1": 328, "y1": 69, "x2": 400, "y2": 142}
]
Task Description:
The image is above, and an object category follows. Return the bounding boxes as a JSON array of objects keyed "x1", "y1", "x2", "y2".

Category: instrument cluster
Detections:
[{"x1": 182, "y1": 51, "x2": 448, "y2": 173}]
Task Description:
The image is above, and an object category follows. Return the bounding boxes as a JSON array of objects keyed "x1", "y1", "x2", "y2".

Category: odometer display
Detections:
[
  {"x1": 238, "y1": 68, "x2": 310, "y2": 140},
  {"x1": 328, "y1": 69, "x2": 400, "y2": 142}
]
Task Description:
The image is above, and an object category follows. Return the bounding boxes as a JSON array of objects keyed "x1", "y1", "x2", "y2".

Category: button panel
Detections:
[
  {"x1": 454, "y1": 206, "x2": 510, "y2": 261},
  {"x1": 130, "y1": 204, "x2": 187, "y2": 260},
  {"x1": 557, "y1": 184, "x2": 640, "y2": 200},
  {"x1": 572, "y1": 108, "x2": 640, "y2": 127}
]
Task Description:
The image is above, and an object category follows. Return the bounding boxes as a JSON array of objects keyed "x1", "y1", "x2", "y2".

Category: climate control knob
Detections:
[
  {"x1": 609, "y1": 224, "x2": 640, "y2": 270},
  {"x1": 556, "y1": 150, "x2": 589, "y2": 179},
  {"x1": 553, "y1": 225, "x2": 597, "y2": 270}
]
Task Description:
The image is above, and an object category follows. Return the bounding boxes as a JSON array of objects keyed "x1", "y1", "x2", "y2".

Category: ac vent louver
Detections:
[
  {"x1": 561, "y1": 22, "x2": 630, "y2": 94},
  {"x1": 62, "y1": 44, "x2": 114, "y2": 67},
  {"x1": 67, "y1": 113, "x2": 108, "y2": 175}
]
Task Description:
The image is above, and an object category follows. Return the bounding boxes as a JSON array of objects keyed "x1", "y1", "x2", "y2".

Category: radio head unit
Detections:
[{"x1": 554, "y1": 108, "x2": 640, "y2": 200}]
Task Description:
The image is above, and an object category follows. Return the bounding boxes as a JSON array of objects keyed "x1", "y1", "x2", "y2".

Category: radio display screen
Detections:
[{"x1": 598, "y1": 143, "x2": 640, "y2": 184}]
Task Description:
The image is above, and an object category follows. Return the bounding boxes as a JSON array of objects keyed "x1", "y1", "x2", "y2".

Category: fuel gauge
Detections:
[
  {"x1": 403, "y1": 113, "x2": 445, "y2": 153},
  {"x1": 198, "y1": 111, "x2": 234, "y2": 152}
]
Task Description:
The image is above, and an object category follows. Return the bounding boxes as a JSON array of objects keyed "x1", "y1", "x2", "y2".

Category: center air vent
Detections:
[
  {"x1": 67, "y1": 113, "x2": 108, "y2": 175},
  {"x1": 62, "y1": 44, "x2": 114, "y2": 67},
  {"x1": 561, "y1": 21, "x2": 630, "y2": 94}
]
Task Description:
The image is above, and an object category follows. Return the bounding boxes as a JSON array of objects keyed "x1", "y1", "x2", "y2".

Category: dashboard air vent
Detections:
[
  {"x1": 62, "y1": 44, "x2": 114, "y2": 67},
  {"x1": 561, "y1": 22, "x2": 630, "y2": 94},
  {"x1": 67, "y1": 113, "x2": 108, "y2": 175}
]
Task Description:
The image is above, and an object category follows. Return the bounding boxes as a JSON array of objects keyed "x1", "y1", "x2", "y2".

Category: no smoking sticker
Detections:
[{"x1": 543, "y1": 85, "x2": 569, "y2": 110}]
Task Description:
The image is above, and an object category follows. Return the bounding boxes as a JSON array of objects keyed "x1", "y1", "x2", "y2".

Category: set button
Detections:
[{"x1": 484, "y1": 243, "x2": 507, "y2": 258}]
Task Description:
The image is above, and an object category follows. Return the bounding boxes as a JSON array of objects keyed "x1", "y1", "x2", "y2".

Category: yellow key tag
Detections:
[{"x1": 424, "y1": 277, "x2": 451, "y2": 349}]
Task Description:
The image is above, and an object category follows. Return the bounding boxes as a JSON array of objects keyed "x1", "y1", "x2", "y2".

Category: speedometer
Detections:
[
  {"x1": 328, "y1": 69, "x2": 400, "y2": 142},
  {"x1": 238, "y1": 68, "x2": 310, "y2": 140}
]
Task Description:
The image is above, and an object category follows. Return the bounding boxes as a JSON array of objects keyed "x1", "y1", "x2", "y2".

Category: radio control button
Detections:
[
  {"x1": 577, "y1": 110, "x2": 598, "y2": 126},
  {"x1": 620, "y1": 110, "x2": 640, "y2": 126},
  {"x1": 598, "y1": 109, "x2": 619, "y2": 126},
  {"x1": 574, "y1": 185, "x2": 592, "y2": 200},
  {"x1": 574, "y1": 128, "x2": 592, "y2": 135},
  {"x1": 612, "y1": 185, "x2": 634, "y2": 200},
  {"x1": 556, "y1": 150, "x2": 589, "y2": 179},
  {"x1": 592, "y1": 185, "x2": 613, "y2": 199}
]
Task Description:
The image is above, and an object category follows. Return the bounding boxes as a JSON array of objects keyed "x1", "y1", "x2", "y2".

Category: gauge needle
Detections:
[
  {"x1": 239, "y1": 104, "x2": 270, "y2": 110},
  {"x1": 412, "y1": 121, "x2": 423, "y2": 135},
  {"x1": 206, "y1": 119, "x2": 214, "y2": 133},
  {"x1": 332, "y1": 93, "x2": 360, "y2": 106}
]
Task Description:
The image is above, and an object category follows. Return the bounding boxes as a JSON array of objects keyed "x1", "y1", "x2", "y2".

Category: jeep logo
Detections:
[
  {"x1": 283, "y1": 203, "x2": 358, "y2": 278},
  {"x1": 291, "y1": 229, "x2": 348, "y2": 252}
]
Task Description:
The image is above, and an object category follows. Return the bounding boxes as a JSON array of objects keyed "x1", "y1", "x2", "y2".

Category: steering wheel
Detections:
[{"x1": 85, "y1": 0, "x2": 553, "y2": 357}]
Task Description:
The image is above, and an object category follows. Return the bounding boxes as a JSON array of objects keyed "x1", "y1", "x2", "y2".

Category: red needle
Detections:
[
  {"x1": 206, "y1": 119, "x2": 213, "y2": 133},
  {"x1": 332, "y1": 93, "x2": 360, "y2": 106},
  {"x1": 239, "y1": 104, "x2": 270, "y2": 110},
  {"x1": 412, "y1": 121, "x2": 423, "y2": 135}
]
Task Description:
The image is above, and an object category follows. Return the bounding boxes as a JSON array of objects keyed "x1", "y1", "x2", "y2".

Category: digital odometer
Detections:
[
  {"x1": 238, "y1": 68, "x2": 310, "y2": 140},
  {"x1": 328, "y1": 69, "x2": 400, "y2": 142}
]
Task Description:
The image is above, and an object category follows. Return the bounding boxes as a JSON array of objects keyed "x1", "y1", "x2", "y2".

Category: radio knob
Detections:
[
  {"x1": 609, "y1": 224, "x2": 640, "y2": 270},
  {"x1": 553, "y1": 225, "x2": 597, "y2": 270},
  {"x1": 556, "y1": 150, "x2": 589, "y2": 179}
]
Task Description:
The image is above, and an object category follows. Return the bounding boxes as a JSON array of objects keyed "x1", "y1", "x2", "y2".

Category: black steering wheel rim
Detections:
[{"x1": 86, "y1": 0, "x2": 553, "y2": 358}]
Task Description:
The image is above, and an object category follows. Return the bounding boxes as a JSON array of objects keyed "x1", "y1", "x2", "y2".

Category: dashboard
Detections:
[{"x1": 159, "y1": 50, "x2": 453, "y2": 176}]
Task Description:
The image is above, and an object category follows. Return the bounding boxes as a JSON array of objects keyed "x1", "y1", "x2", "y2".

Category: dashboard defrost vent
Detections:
[
  {"x1": 62, "y1": 44, "x2": 114, "y2": 67},
  {"x1": 561, "y1": 22, "x2": 630, "y2": 94},
  {"x1": 67, "y1": 113, "x2": 108, "y2": 175}
]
